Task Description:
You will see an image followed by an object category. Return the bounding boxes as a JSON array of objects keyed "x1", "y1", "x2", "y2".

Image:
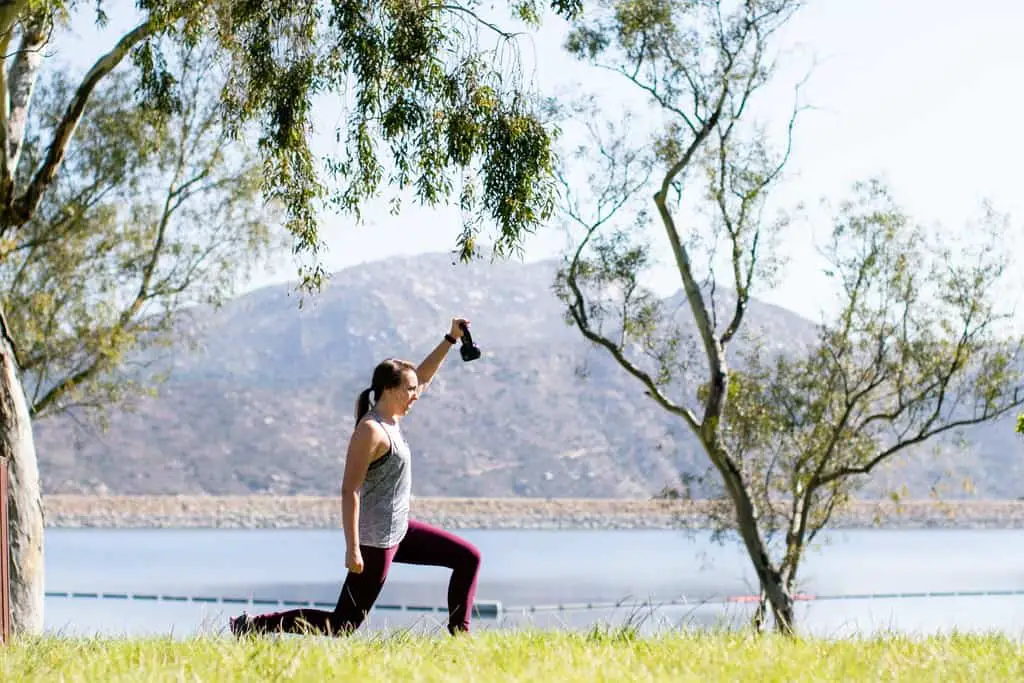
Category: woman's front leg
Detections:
[{"x1": 393, "y1": 519, "x2": 482, "y2": 634}]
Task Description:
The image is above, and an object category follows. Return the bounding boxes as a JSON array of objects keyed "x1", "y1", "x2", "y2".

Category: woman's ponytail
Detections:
[{"x1": 355, "y1": 387, "x2": 374, "y2": 422}]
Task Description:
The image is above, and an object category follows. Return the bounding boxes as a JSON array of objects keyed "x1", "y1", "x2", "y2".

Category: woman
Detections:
[{"x1": 230, "y1": 317, "x2": 482, "y2": 637}]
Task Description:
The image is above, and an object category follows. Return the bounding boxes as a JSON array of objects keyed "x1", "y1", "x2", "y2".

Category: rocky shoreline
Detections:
[{"x1": 40, "y1": 495, "x2": 1024, "y2": 530}]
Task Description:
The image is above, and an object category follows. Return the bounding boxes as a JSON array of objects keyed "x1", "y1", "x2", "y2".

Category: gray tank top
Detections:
[{"x1": 357, "y1": 411, "x2": 412, "y2": 548}]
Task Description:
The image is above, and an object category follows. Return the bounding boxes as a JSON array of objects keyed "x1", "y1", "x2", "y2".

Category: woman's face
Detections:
[{"x1": 384, "y1": 368, "x2": 420, "y2": 415}]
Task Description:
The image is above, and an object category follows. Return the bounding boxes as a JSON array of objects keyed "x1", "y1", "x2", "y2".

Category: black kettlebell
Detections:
[{"x1": 459, "y1": 321, "x2": 481, "y2": 362}]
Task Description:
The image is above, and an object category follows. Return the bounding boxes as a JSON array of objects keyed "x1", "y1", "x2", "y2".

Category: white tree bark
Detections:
[
  {"x1": 0, "y1": 11, "x2": 165, "y2": 635},
  {"x1": 6, "y1": 16, "x2": 51, "y2": 175},
  {"x1": 0, "y1": 316, "x2": 44, "y2": 635},
  {"x1": 14, "y1": 18, "x2": 159, "y2": 222},
  {"x1": 0, "y1": 0, "x2": 32, "y2": 203}
]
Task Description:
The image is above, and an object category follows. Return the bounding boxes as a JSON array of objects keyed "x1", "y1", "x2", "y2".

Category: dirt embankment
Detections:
[{"x1": 41, "y1": 495, "x2": 1024, "y2": 530}]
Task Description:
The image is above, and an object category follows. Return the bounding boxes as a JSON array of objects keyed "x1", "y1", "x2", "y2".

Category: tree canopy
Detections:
[
  {"x1": 139, "y1": 0, "x2": 583, "y2": 283},
  {"x1": 0, "y1": 39, "x2": 280, "y2": 422}
]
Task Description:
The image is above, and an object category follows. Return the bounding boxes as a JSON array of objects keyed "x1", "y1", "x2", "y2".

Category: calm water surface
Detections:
[{"x1": 42, "y1": 528, "x2": 1024, "y2": 638}]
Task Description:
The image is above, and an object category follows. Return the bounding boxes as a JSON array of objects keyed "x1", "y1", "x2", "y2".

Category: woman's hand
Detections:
[
  {"x1": 449, "y1": 317, "x2": 471, "y2": 340},
  {"x1": 346, "y1": 547, "x2": 365, "y2": 574}
]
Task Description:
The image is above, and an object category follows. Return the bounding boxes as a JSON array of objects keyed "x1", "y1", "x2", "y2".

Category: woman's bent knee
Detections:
[{"x1": 460, "y1": 541, "x2": 482, "y2": 573}]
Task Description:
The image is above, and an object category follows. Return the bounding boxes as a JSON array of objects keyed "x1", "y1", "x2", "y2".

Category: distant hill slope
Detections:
[{"x1": 32, "y1": 253, "x2": 1024, "y2": 499}]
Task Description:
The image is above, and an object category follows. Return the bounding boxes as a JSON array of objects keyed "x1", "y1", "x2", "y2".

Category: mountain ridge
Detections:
[{"x1": 32, "y1": 252, "x2": 1024, "y2": 499}]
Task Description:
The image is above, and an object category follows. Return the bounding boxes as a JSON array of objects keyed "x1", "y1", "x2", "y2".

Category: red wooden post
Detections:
[{"x1": 0, "y1": 456, "x2": 10, "y2": 644}]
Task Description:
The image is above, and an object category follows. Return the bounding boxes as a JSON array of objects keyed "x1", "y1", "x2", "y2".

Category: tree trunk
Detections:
[
  {"x1": 774, "y1": 577, "x2": 799, "y2": 634},
  {"x1": 690, "y1": 361, "x2": 796, "y2": 634},
  {"x1": 751, "y1": 589, "x2": 767, "y2": 634},
  {"x1": 769, "y1": 594, "x2": 794, "y2": 634},
  {"x1": 0, "y1": 326, "x2": 44, "y2": 635},
  {"x1": 735, "y1": 513, "x2": 795, "y2": 635},
  {"x1": 717, "y1": 456, "x2": 795, "y2": 635}
]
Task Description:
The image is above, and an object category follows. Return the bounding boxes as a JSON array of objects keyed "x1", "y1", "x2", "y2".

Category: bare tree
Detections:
[
  {"x1": 555, "y1": 0, "x2": 805, "y2": 633},
  {"x1": 554, "y1": 0, "x2": 1023, "y2": 634},
  {"x1": 694, "y1": 182, "x2": 1022, "y2": 631}
]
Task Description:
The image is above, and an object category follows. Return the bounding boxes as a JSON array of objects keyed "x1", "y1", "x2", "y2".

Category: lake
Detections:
[{"x1": 41, "y1": 527, "x2": 1024, "y2": 639}]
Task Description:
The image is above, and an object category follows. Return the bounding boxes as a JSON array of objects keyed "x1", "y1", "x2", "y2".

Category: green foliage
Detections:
[
  {"x1": 1018, "y1": 413, "x2": 1023, "y2": 433},
  {"x1": 120, "y1": 0, "x2": 584, "y2": 286},
  {"x1": 3, "y1": 1, "x2": 583, "y2": 288},
  {"x1": 0, "y1": 40, "x2": 280, "y2": 419}
]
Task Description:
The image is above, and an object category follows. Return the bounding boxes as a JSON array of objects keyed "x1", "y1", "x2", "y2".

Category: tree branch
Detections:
[
  {"x1": 29, "y1": 362, "x2": 95, "y2": 416},
  {"x1": 653, "y1": 113, "x2": 722, "y2": 385},
  {"x1": 719, "y1": 79, "x2": 805, "y2": 348},
  {"x1": 436, "y1": 3, "x2": 522, "y2": 40},
  {"x1": 805, "y1": 328, "x2": 900, "y2": 482},
  {"x1": 853, "y1": 311, "x2": 978, "y2": 440},
  {"x1": 0, "y1": 29, "x2": 13, "y2": 207},
  {"x1": 6, "y1": 14, "x2": 52, "y2": 177},
  {"x1": 30, "y1": 145, "x2": 208, "y2": 415},
  {"x1": 0, "y1": 305, "x2": 22, "y2": 368},
  {"x1": 0, "y1": 1, "x2": 33, "y2": 205},
  {"x1": 596, "y1": 63, "x2": 697, "y2": 135},
  {"x1": 9, "y1": 178, "x2": 119, "y2": 256},
  {"x1": 805, "y1": 487, "x2": 843, "y2": 549},
  {"x1": 12, "y1": 18, "x2": 162, "y2": 224},
  {"x1": 817, "y1": 387, "x2": 1024, "y2": 486},
  {"x1": 563, "y1": 225, "x2": 699, "y2": 432},
  {"x1": 785, "y1": 483, "x2": 843, "y2": 590}
]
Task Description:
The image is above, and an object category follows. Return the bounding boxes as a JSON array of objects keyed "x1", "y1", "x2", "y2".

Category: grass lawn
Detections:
[{"x1": 2, "y1": 628, "x2": 1022, "y2": 682}]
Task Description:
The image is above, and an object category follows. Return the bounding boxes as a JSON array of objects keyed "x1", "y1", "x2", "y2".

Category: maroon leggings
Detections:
[{"x1": 247, "y1": 519, "x2": 482, "y2": 636}]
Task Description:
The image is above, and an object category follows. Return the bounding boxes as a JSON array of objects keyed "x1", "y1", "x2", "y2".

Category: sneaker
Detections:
[{"x1": 230, "y1": 612, "x2": 255, "y2": 638}]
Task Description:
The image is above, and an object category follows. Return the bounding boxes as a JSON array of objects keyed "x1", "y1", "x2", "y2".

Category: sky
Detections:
[{"x1": 57, "y1": 0, "x2": 1024, "y2": 328}]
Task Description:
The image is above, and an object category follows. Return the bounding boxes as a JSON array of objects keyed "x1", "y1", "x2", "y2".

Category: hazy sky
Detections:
[{"x1": 59, "y1": 0, "x2": 1024, "y2": 327}]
